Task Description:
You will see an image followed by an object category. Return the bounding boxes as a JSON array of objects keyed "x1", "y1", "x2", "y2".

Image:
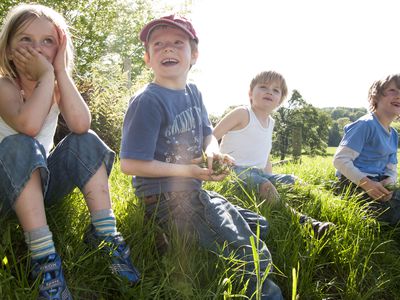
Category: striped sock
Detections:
[
  {"x1": 24, "y1": 226, "x2": 56, "y2": 261},
  {"x1": 91, "y1": 209, "x2": 117, "y2": 237}
]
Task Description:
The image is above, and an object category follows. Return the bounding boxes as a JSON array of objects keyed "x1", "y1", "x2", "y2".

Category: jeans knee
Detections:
[
  {"x1": 53, "y1": 130, "x2": 114, "y2": 178},
  {"x1": 0, "y1": 134, "x2": 48, "y2": 209},
  {"x1": 1, "y1": 134, "x2": 46, "y2": 161},
  {"x1": 66, "y1": 130, "x2": 102, "y2": 146}
]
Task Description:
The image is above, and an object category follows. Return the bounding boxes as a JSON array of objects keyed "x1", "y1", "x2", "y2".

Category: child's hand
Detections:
[
  {"x1": 190, "y1": 154, "x2": 231, "y2": 181},
  {"x1": 53, "y1": 28, "x2": 67, "y2": 73},
  {"x1": 200, "y1": 152, "x2": 234, "y2": 175},
  {"x1": 360, "y1": 177, "x2": 392, "y2": 202},
  {"x1": 12, "y1": 46, "x2": 53, "y2": 81},
  {"x1": 187, "y1": 163, "x2": 212, "y2": 181}
]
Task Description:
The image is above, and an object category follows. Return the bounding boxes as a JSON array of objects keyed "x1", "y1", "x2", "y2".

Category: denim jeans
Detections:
[
  {"x1": 336, "y1": 175, "x2": 400, "y2": 226},
  {"x1": 0, "y1": 130, "x2": 114, "y2": 215},
  {"x1": 233, "y1": 166, "x2": 297, "y2": 192},
  {"x1": 144, "y1": 189, "x2": 283, "y2": 300}
]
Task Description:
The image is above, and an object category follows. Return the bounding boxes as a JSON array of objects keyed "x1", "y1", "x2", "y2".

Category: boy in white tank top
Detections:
[{"x1": 214, "y1": 70, "x2": 333, "y2": 237}]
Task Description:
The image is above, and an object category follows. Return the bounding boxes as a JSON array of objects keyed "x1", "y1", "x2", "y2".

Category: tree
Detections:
[
  {"x1": 328, "y1": 122, "x2": 342, "y2": 146},
  {"x1": 272, "y1": 90, "x2": 305, "y2": 160},
  {"x1": 272, "y1": 90, "x2": 330, "y2": 159}
]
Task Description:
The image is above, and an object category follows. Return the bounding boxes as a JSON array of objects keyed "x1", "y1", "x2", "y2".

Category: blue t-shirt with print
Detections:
[
  {"x1": 339, "y1": 113, "x2": 398, "y2": 176},
  {"x1": 120, "y1": 83, "x2": 212, "y2": 197}
]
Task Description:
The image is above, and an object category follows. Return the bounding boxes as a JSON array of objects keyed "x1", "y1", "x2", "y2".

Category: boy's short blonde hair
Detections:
[
  {"x1": 368, "y1": 74, "x2": 400, "y2": 112},
  {"x1": 250, "y1": 71, "x2": 288, "y2": 104}
]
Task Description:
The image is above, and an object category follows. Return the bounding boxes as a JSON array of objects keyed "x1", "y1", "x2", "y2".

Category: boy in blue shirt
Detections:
[
  {"x1": 334, "y1": 74, "x2": 400, "y2": 225},
  {"x1": 120, "y1": 15, "x2": 283, "y2": 300}
]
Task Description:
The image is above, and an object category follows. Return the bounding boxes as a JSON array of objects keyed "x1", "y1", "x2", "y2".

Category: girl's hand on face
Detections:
[
  {"x1": 12, "y1": 46, "x2": 53, "y2": 81},
  {"x1": 53, "y1": 28, "x2": 67, "y2": 73}
]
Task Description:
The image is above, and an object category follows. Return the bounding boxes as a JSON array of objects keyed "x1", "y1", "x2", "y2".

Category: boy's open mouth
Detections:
[{"x1": 161, "y1": 58, "x2": 178, "y2": 66}]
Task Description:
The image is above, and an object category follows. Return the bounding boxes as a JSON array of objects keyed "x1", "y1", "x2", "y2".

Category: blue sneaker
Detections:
[
  {"x1": 31, "y1": 253, "x2": 72, "y2": 300},
  {"x1": 84, "y1": 225, "x2": 140, "y2": 285}
]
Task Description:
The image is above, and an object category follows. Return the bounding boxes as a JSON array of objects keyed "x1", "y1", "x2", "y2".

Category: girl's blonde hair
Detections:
[
  {"x1": 368, "y1": 74, "x2": 400, "y2": 112},
  {"x1": 0, "y1": 4, "x2": 74, "y2": 78},
  {"x1": 249, "y1": 70, "x2": 288, "y2": 104}
]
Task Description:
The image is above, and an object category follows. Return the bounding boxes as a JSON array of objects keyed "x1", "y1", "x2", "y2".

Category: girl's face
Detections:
[
  {"x1": 145, "y1": 26, "x2": 198, "y2": 88},
  {"x1": 249, "y1": 81, "x2": 282, "y2": 113},
  {"x1": 8, "y1": 17, "x2": 59, "y2": 64}
]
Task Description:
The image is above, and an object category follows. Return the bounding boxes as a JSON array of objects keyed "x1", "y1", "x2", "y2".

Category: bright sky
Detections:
[{"x1": 179, "y1": 0, "x2": 400, "y2": 115}]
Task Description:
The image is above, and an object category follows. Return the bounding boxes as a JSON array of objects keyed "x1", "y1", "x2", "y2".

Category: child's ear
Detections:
[
  {"x1": 144, "y1": 52, "x2": 150, "y2": 66},
  {"x1": 191, "y1": 50, "x2": 199, "y2": 65}
]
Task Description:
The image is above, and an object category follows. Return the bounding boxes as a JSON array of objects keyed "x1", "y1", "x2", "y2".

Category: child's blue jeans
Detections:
[
  {"x1": 233, "y1": 166, "x2": 297, "y2": 191},
  {"x1": 0, "y1": 130, "x2": 114, "y2": 215},
  {"x1": 144, "y1": 189, "x2": 283, "y2": 300}
]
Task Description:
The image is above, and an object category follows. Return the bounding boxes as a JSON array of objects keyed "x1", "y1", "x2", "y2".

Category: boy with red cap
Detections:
[{"x1": 120, "y1": 15, "x2": 284, "y2": 299}]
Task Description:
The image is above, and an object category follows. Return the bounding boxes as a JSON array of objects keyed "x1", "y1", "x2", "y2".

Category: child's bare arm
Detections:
[
  {"x1": 120, "y1": 158, "x2": 213, "y2": 181},
  {"x1": 264, "y1": 158, "x2": 273, "y2": 174},
  {"x1": 213, "y1": 107, "x2": 247, "y2": 140},
  {"x1": 55, "y1": 31, "x2": 90, "y2": 133},
  {"x1": 0, "y1": 47, "x2": 55, "y2": 136}
]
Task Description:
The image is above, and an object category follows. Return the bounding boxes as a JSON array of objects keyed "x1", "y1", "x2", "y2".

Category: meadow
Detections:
[{"x1": 1, "y1": 150, "x2": 400, "y2": 300}]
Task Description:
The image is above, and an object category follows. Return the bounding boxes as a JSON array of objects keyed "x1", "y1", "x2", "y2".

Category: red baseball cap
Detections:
[{"x1": 140, "y1": 15, "x2": 199, "y2": 44}]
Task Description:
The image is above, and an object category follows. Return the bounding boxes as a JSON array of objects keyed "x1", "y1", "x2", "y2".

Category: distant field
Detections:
[{"x1": 326, "y1": 146, "x2": 337, "y2": 155}]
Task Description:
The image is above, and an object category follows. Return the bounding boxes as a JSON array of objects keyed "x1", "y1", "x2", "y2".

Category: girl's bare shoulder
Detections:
[{"x1": 0, "y1": 77, "x2": 21, "y2": 104}]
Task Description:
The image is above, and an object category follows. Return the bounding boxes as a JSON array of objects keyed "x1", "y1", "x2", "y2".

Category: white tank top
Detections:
[
  {"x1": 220, "y1": 106, "x2": 274, "y2": 169},
  {"x1": 0, "y1": 103, "x2": 59, "y2": 156}
]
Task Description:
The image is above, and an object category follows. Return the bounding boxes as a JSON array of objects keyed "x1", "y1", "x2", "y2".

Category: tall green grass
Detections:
[{"x1": 1, "y1": 155, "x2": 400, "y2": 299}]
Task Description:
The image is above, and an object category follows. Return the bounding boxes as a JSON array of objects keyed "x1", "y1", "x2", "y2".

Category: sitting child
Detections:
[
  {"x1": 214, "y1": 70, "x2": 332, "y2": 236},
  {"x1": 0, "y1": 4, "x2": 139, "y2": 299},
  {"x1": 333, "y1": 74, "x2": 400, "y2": 225},
  {"x1": 120, "y1": 16, "x2": 283, "y2": 299}
]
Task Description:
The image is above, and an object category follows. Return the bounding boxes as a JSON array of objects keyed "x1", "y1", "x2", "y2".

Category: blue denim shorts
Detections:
[
  {"x1": 233, "y1": 166, "x2": 297, "y2": 192},
  {"x1": 0, "y1": 130, "x2": 114, "y2": 215},
  {"x1": 143, "y1": 189, "x2": 283, "y2": 299}
]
